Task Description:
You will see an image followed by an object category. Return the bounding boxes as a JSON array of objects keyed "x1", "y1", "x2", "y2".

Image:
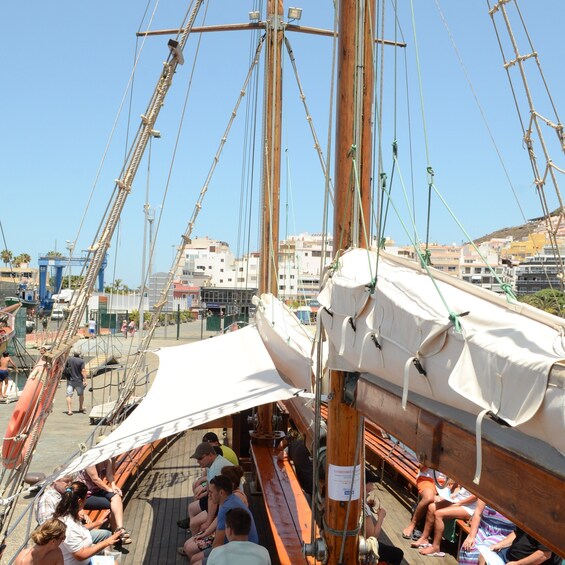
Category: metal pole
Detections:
[{"x1": 176, "y1": 304, "x2": 180, "y2": 340}]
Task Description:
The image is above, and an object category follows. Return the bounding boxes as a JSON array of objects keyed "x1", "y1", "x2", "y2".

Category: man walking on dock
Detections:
[{"x1": 64, "y1": 350, "x2": 87, "y2": 415}]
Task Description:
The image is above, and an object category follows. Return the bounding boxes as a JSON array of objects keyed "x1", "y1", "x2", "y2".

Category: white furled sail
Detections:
[
  {"x1": 317, "y1": 248, "x2": 565, "y2": 457},
  {"x1": 254, "y1": 293, "x2": 315, "y2": 392}
]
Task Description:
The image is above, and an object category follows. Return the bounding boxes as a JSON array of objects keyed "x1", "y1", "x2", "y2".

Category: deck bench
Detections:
[{"x1": 251, "y1": 441, "x2": 316, "y2": 565}]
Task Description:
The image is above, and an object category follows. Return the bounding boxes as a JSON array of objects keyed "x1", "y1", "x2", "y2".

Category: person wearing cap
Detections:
[
  {"x1": 64, "y1": 350, "x2": 87, "y2": 416},
  {"x1": 202, "y1": 432, "x2": 239, "y2": 466},
  {"x1": 185, "y1": 443, "x2": 233, "y2": 537},
  {"x1": 184, "y1": 475, "x2": 259, "y2": 564}
]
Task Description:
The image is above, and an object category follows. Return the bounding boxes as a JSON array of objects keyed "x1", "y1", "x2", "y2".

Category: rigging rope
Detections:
[
  {"x1": 487, "y1": 0, "x2": 565, "y2": 297},
  {"x1": 110, "y1": 36, "x2": 266, "y2": 421},
  {"x1": 284, "y1": 37, "x2": 335, "y2": 205}
]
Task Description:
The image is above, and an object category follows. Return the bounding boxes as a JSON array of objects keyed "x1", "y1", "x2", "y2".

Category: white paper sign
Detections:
[{"x1": 328, "y1": 463, "x2": 361, "y2": 501}]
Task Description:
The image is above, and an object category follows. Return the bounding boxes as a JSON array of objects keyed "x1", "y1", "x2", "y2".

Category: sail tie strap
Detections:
[
  {"x1": 473, "y1": 408, "x2": 490, "y2": 485},
  {"x1": 402, "y1": 357, "x2": 414, "y2": 409},
  {"x1": 359, "y1": 332, "x2": 383, "y2": 369},
  {"x1": 339, "y1": 317, "x2": 353, "y2": 356}
]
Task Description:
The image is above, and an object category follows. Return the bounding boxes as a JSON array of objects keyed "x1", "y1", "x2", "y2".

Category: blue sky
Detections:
[{"x1": 1, "y1": 1, "x2": 564, "y2": 287}]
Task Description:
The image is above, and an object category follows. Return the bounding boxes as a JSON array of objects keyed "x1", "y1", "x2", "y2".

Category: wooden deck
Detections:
[
  {"x1": 117, "y1": 431, "x2": 199, "y2": 564},
  {"x1": 113, "y1": 429, "x2": 459, "y2": 565}
]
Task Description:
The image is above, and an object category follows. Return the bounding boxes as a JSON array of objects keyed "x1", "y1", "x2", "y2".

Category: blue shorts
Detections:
[
  {"x1": 0, "y1": 370, "x2": 8, "y2": 382},
  {"x1": 66, "y1": 382, "x2": 85, "y2": 397}
]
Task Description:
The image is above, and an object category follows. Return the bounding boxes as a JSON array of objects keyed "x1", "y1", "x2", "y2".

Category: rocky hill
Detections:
[{"x1": 474, "y1": 220, "x2": 541, "y2": 245}]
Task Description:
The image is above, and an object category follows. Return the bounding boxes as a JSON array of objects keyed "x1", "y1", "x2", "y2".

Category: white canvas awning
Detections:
[{"x1": 62, "y1": 326, "x2": 301, "y2": 474}]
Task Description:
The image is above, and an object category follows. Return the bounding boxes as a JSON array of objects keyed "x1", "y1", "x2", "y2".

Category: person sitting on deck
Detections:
[
  {"x1": 207, "y1": 507, "x2": 270, "y2": 565},
  {"x1": 458, "y1": 499, "x2": 515, "y2": 565},
  {"x1": 181, "y1": 442, "x2": 233, "y2": 536},
  {"x1": 478, "y1": 528, "x2": 561, "y2": 565},
  {"x1": 220, "y1": 465, "x2": 248, "y2": 507},
  {"x1": 201, "y1": 432, "x2": 239, "y2": 466},
  {"x1": 184, "y1": 474, "x2": 259, "y2": 565},
  {"x1": 402, "y1": 465, "x2": 439, "y2": 540},
  {"x1": 53, "y1": 481, "x2": 122, "y2": 564},
  {"x1": 364, "y1": 471, "x2": 404, "y2": 565},
  {"x1": 77, "y1": 455, "x2": 132, "y2": 545},
  {"x1": 14, "y1": 518, "x2": 67, "y2": 565},
  {"x1": 412, "y1": 482, "x2": 478, "y2": 557},
  {"x1": 181, "y1": 464, "x2": 248, "y2": 559},
  {"x1": 35, "y1": 468, "x2": 111, "y2": 545},
  {"x1": 178, "y1": 432, "x2": 239, "y2": 530},
  {"x1": 276, "y1": 425, "x2": 314, "y2": 501}
]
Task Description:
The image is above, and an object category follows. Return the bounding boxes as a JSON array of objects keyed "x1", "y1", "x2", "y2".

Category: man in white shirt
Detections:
[{"x1": 207, "y1": 507, "x2": 270, "y2": 565}]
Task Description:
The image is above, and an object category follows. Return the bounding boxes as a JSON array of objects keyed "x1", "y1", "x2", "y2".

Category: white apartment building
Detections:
[
  {"x1": 179, "y1": 234, "x2": 334, "y2": 302},
  {"x1": 459, "y1": 243, "x2": 514, "y2": 293},
  {"x1": 180, "y1": 234, "x2": 522, "y2": 300},
  {"x1": 179, "y1": 237, "x2": 236, "y2": 287}
]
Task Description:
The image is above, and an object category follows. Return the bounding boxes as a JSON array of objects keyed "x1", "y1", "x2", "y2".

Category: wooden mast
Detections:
[
  {"x1": 325, "y1": 0, "x2": 374, "y2": 563},
  {"x1": 258, "y1": 0, "x2": 283, "y2": 433}
]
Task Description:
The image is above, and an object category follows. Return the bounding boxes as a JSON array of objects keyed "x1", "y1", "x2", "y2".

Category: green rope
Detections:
[
  {"x1": 378, "y1": 171, "x2": 464, "y2": 333},
  {"x1": 429, "y1": 182, "x2": 517, "y2": 302},
  {"x1": 425, "y1": 166, "x2": 434, "y2": 256}
]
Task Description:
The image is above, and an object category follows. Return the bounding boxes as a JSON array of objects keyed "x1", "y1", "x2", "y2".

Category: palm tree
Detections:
[
  {"x1": 13, "y1": 253, "x2": 31, "y2": 268},
  {"x1": 18, "y1": 253, "x2": 31, "y2": 265},
  {"x1": 1, "y1": 249, "x2": 13, "y2": 266},
  {"x1": 519, "y1": 289, "x2": 565, "y2": 317}
]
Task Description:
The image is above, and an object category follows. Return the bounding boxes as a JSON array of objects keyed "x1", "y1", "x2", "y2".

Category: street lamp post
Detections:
[{"x1": 65, "y1": 240, "x2": 75, "y2": 290}]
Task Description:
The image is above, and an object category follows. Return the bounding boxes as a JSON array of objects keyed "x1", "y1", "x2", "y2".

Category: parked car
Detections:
[{"x1": 51, "y1": 307, "x2": 65, "y2": 320}]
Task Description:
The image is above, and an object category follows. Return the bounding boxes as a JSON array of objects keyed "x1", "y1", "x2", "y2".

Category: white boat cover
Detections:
[
  {"x1": 61, "y1": 326, "x2": 302, "y2": 475},
  {"x1": 254, "y1": 293, "x2": 315, "y2": 391},
  {"x1": 318, "y1": 248, "x2": 565, "y2": 457}
]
